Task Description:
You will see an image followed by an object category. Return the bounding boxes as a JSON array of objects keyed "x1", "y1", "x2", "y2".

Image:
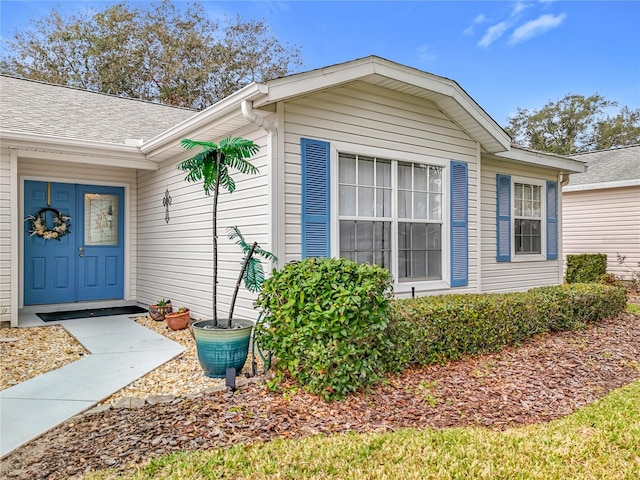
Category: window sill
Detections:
[
  {"x1": 511, "y1": 253, "x2": 547, "y2": 263},
  {"x1": 395, "y1": 280, "x2": 450, "y2": 294}
]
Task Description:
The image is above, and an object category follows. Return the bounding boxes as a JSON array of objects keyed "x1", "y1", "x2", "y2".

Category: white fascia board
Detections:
[
  {"x1": 254, "y1": 60, "x2": 379, "y2": 106},
  {"x1": 0, "y1": 130, "x2": 156, "y2": 170},
  {"x1": 494, "y1": 147, "x2": 587, "y2": 174},
  {"x1": 141, "y1": 83, "x2": 268, "y2": 155},
  {"x1": 563, "y1": 179, "x2": 640, "y2": 192}
]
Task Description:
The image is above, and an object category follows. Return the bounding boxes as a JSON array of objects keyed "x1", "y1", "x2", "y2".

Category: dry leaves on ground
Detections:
[{"x1": 2, "y1": 310, "x2": 638, "y2": 480}]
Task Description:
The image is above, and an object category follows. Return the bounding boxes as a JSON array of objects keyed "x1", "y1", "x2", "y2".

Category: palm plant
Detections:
[{"x1": 178, "y1": 136, "x2": 274, "y2": 327}]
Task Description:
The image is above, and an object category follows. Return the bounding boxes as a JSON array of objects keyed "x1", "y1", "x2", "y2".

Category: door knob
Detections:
[
  {"x1": 79, "y1": 247, "x2": 84, "y2": 252},
  {"x1": 79, "y1": 253, "x2": 84, "y2": 258}
]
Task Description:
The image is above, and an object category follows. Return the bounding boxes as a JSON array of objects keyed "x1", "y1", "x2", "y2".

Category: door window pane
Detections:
[{"x1": 84, "y1": 194, "x2": 118, "y2": 245}]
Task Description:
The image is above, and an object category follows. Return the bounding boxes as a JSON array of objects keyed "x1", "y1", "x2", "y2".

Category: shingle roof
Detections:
[
  {"x1": 0, "y1": 75, "x2": 197, "y2": 145},
  {"x1": 567, "y1": 145, "x2": 640, "y2": 186}
]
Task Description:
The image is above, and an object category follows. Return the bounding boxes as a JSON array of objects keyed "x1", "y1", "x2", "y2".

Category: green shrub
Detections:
[
  {"x1": 254, "y1": 257, "x2": 393, "y2": 401},
  {"x1": 565, "y1": 254, "x2": 607, "y2": 283},
  {"x1": 388, "y1": 283, "x2": 626, "y2": 368}
]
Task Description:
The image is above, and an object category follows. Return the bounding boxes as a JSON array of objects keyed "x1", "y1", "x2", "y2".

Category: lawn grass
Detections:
[
  {"x1": 627, "y1": 303, "x2": 640, "y2": 316},
  {"x1": 87, "y1": 381, "x2": 640, "y2": 479}
]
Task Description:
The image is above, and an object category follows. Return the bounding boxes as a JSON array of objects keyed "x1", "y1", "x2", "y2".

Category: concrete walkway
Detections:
[{"x1": 0, "y1": 314, "x2": 185, "y2": 457}]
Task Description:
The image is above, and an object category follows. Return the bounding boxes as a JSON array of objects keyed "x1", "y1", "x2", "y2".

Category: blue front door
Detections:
[{"x1": 24, "y1": 181, "x2": 125, "y2": 305}]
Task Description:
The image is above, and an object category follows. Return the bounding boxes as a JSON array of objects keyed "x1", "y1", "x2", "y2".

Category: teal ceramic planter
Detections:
[{"x1": 192, "y1": 319, "x2": 253, "y2": 378}]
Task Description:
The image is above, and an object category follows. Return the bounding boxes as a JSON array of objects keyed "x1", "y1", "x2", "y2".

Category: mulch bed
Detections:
[{"x1": 2, "y1": 310, "x2": 639, "y2": 480}]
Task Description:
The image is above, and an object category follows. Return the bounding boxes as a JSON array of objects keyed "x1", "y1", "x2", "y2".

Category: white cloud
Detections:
[
  {"x1": 511, "y1": 2, "x2": 531, "y2": 17},
  {"x1": 509, "y1": 13, "x2": 567, "y2": 45},
  {"x1": 478, "y1": 22, "x2": 509, "y2": 47},
  {"x1": 463, "y1": 13, "x2": 487, "y2": 36},
  {"x1": 417, "y1": 45, "x2": 437, "y2": 63}
]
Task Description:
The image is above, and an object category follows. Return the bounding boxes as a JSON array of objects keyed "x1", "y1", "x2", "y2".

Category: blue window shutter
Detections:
[
  {"x1": 301, "y1": 138, "x2": 330, "y2": 258},
  {"x1": 450, "y1": 161, "x2": 468, "y2": 287},
  {"x1": 496, "y1": 174, "x2": 511, "y2": 262},
  {"x1": 546, "y1": 180, "x2": 558, "y2": 260}
]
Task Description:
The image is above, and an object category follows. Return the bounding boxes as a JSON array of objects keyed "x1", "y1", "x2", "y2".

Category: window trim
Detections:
[
  {"x1": 329, "y1": 141, "x2": 451, "y2": 289},
  {"x1": 510, "y1": 175, "x2": 546, "y2": 262}
]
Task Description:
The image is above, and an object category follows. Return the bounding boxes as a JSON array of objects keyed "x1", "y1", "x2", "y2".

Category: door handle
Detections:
[{"x1": 79, "y1": 246, "x2": 84, "y2": 258}]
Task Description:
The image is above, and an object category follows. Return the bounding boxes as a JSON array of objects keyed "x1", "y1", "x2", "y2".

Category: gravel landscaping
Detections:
[
  {"x1": 1, "y1": 301, "x2": 639, "y2": 479},
  {"x1": 0, "y1": 325, "x2": 89, "y2": 389}
]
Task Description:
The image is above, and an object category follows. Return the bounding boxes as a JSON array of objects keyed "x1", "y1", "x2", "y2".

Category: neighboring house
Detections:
[
  {"x1": 0, "y1": 56, "x2": 586, "y2": 327},
  {"x1": 562, "y1": 145, "x2": 640, "y2": 279}
]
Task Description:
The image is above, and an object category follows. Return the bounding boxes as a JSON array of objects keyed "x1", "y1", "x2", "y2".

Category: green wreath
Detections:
[{"x1": 25, "y1": 207, "x2": 71, "y2": 241}]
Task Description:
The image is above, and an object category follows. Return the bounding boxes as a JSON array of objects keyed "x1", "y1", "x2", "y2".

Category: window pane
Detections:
[
  {"x1": 515, "y1": 183, "x2": 523, "y2": 200},
  {"x1": 356, "y1": 221, "x2": 374, "y2": 251},
  {"x1": 398, "y1": 250, "x2": 409, "y2": 279},
  {"x1": 373, "y1": 221, "x2": 391, "y2": 251},
  {"x1": 358, "y1": 157, "x2": 374, "y2": 186},
  {"x1": 398, "y1": 163, "x2": 412, "y2": 189},
  {"x1": 398, "y1": 222, "x2": 409, "y2": 249},
  {"x1": 356, "y1": 251, "x2": 373, "y2": 265},
  {"x1": 427, "y1": 250, "x2": 442, "y2": 279},
  {"x1": 411, "y1": 223, "x2": 427, "y2": 249},
  {"x1": 414, "y1": 192, "x2": 428, "y2": 219},
  {"x1": 429, "y1": 193, "x2": 442, "y2": 220},
  {"x1": 377, "y1": 160, "x2": 391, "y2": 187},
  {"x1": 524, "y1": 200, "x2": 532, "y2": 217},
  {"x1": 339, "y1": 154, "x2": 356, "y2": 184},
  {"x1": 376, "y1": 188, "x2": 391, "y2": 217},
  {"x1": 429, "y1": 166, "x2": 442, "y2": 193},
  {"x1": 414, "y1": 165, "x2": 429, "y2": 191},
  {"x1": 533, "y1": 185, "x2": 541, "y2": 201},
  {"x1": 515, "y1": 219, "x2": 541, "y2": 254},
  {"x1": 339, "y1": 185, "x2": 356, "y2": 215},
  {"x1": 412, "y1": 251, "x2": 427, "y2": 278},
  {"x1": 533, "y1": 200, "x2": 541, "y2": 218},
  {"x1": 398, "y1": 191, "x2": 411, "y2": 218},
  {"x1": 427, "y1": 223, "x2": 441, "y2": 249},
  {"x1": 339, "y1": 220, "x2": 355, "y2": 253},
  {"x1": 85, "y1": 194, "x2": 118, "y2": 245},
  {"x1": 358, "y1": 187, "x2": 375, "y2": 217},
  {"x1": 515, "y1": 198, "x2": 523, "y2": 216}
]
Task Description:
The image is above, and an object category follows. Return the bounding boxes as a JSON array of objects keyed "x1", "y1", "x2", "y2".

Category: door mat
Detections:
[{"x1": 37, "y1": 306, "x2": 148, "y2": 322}]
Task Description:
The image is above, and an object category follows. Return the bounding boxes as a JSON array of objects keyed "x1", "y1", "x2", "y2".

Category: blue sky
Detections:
[{"x1": 1, "y1": 0, "x2": 638, "y2": 125}]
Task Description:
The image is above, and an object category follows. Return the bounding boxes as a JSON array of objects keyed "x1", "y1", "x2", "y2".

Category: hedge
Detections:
[
  {"x1": 388, "y1": 283, "x2": 626, "y2": 368},
  {"x1": 566, "y1": 254, "x2": 608, "y2": 284}
]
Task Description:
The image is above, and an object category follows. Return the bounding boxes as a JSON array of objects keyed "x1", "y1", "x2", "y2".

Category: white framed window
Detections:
[
  {"x1": 337, "y1": 152, "x2": 445, "y2": 282},
  {"x1": 513, "y1": 182, "x2": 542, "y2": 255}
]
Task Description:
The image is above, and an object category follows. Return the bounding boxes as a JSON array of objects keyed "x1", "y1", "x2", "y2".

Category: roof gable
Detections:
[{"x1": 257, "y1": 56, "x2": 511, "y2": 154}]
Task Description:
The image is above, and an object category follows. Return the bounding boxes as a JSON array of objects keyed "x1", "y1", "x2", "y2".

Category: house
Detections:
[
  {"x1": 562, "y1": 145, "x2": 640, "y2": 279},
  {"x1": 1, "y1": 56, "x2": 587, "y2": 327}
]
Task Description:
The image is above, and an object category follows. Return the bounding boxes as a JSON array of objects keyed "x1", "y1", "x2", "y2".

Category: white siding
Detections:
[
  {"x1": 0, "y1": 149, "x2": 11, "y2": 322},
  {"x1": 137, "y1": 125, "x2": 270, "y2": 322},
  {"x1": 17, "y1": 157, "x2": 139, "y2": 303},
  {"x1": 283, "y1": 81, "x2": 480, "y2": 297},
  {"x1": 481, "y1": 157, "x2": 561, "y2": 292},
  {"x1": 563, "y1": 186, "x2": 640, "y2": 280}
]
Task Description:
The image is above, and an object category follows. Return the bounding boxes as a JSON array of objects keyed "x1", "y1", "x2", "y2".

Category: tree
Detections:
[
  {"x1": 0, "y1": 0, "x2": 302, "y2": 110},
  {"x1": 505, "y1": 93, "x2": 640, "y2": 154}
]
